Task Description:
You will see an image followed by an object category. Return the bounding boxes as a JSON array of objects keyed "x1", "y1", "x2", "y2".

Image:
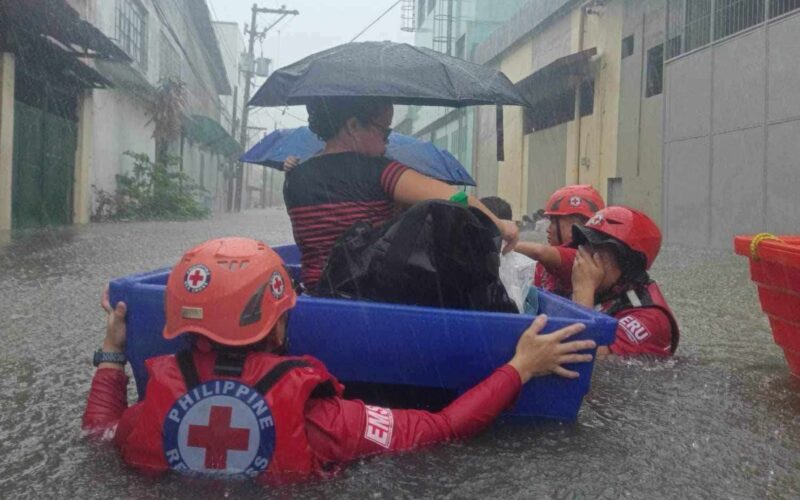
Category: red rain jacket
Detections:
[
  {"x1": 83, "y1": 349, "x2": 521, "y2": 483},
  {"x1": 597, "y1": 282, "x2": 680, "y2": 356}
]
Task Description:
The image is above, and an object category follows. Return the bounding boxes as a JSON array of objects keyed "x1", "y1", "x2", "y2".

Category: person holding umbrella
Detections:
[
  {"x1": 249, "y1": 41, "x2": 531, "y2": 292},
  {"x1": 283, "y1": 96, "x2": 519, "y2": 291}
]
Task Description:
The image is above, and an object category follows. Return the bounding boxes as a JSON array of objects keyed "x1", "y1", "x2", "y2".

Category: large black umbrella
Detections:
[{"x1": 249, "y1": 41, "x2": 530, "y2": 108}]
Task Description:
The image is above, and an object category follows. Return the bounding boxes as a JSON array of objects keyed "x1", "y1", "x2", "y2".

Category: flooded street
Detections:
[{"x1": 1, "y1": 210, "x2": 799, "y2": 499}]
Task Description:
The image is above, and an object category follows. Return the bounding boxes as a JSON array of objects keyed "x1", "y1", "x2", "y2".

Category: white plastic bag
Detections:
[{"x1": 498, "y1": 251, "x2": 537, "y2": 313}]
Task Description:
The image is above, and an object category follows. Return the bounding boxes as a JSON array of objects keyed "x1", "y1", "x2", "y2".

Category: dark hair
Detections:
[
  {"x1": 480, "y1": 196, "x2": 513, "y2": 220},
  {"x1": 607, "y1": 242, "x2": 649, "y2": 285},
  {"x1": 306, "y1": 97, "x2": 392, "y2": 141},
  {"x1": 574, "y1": 227, "x2": 649, "y2": 285}
]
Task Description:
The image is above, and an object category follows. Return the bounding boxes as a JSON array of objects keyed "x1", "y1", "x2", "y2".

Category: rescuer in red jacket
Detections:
[
  {"x1": 570, "y1": 207, "x2": 679, "y2": 357},
  {"x1": 83, "y1": 237, "x2": 596, "y2": 483},
  {"x1": 516, "y1": 185, "x2": 605, "y2": 297}
]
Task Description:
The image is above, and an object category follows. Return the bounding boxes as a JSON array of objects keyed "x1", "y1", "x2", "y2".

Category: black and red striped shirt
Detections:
[{"x1": 283, "y1": 152, "x2": 409, "y2": 289}]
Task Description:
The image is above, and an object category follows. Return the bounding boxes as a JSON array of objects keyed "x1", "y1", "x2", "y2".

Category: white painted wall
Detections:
[{"x1": 89, "y1": 89, "x2": 155, "y2": 198}]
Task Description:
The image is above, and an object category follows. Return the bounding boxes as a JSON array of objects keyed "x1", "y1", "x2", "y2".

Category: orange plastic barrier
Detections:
[{"x1": 734, "y1": 234, "x2": 800, "y2": 377}]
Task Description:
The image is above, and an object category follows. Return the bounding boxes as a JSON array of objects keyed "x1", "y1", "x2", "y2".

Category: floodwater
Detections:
[{"x1": 1, "y1": 209, "x2": 799, "y2": 499}]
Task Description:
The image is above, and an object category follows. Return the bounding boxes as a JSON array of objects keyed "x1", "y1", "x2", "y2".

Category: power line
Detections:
[{"x1": 350, "y1": 0, "x2": 403, "y2": 42}]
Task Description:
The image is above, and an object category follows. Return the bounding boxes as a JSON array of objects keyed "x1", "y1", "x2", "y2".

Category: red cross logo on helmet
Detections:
[
  {"x1": 184, "y1": 264, "x2": 211, "y2": 293},
  {"x1": 569, "y1": 196, "x2": 582, "y2": 207},
  {"x1": 269, "y1": 271, "x2": 285, "y2": 299},
  {"x1": 587, "y1": 213, "x2": 605, "y2": 227}
]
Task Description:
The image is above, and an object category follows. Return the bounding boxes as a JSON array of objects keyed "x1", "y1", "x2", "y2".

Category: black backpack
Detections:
[{"x1": 315, "y1": 200, "x2": 517, "y2": 313}]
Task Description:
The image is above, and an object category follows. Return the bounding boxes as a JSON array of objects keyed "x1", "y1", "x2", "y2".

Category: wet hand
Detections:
[
  {"x1": 101, "y1": 287, "x2": 127, "y2": 353},
  {"x1": 500, "y1": 220, "x2": 519, "y2": 254},
  {"x1": 283, "y1": 155, "x2": 300, "y2": 172},
  {"x1": 508, "y1": 315, "x2": 595, "y2": 384},
  {"x1": 572, "y1": 245, "x2": 605, "y2": 293}
]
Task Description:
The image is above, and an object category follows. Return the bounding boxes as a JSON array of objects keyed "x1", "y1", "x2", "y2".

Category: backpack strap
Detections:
[
  {"x1": 253, "y1": 359, "x2": 312, "y2": 395},
  {"x1": 176, "y1": 352, "x2": 333, "y2": 398},
  {"x1": 176, "y1": 349, "x2": 201, "y2": 390}
]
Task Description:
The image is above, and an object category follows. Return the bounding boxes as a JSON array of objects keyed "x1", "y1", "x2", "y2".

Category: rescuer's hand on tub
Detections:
[{"x1": 83, "y1": 238, "x2": 595, "y2": 484}]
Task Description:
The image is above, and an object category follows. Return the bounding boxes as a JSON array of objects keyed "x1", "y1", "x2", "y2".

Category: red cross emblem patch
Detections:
[
  {"x1": 184, "y1": 264, "x2": 211, "y2": 293},
  {"x1": 269, "y1": 271, "x2": 285, "y2": 299},
  {"x1": 587, "y1": 213, "x2": 605, "y2": 227},
  {"x1": 569, "y1": 196, "x2": 582, "y2": 207},
  {"x1": 163, "y1": 380, "x2": 276, "y2": 477}
]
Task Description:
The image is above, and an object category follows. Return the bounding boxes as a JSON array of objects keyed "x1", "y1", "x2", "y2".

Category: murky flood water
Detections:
[{"x1": 1, "y1": 209, "x2": 798, "y2": 499}]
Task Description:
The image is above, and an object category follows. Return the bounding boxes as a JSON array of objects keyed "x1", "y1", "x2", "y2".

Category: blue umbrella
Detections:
[{"x1": 240, "y1": 127, "x2": 476, "y2": 186}]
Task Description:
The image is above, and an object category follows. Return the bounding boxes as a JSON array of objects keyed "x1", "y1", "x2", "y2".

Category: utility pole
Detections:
[
  {"x1": 235, "y1": 3, "x2": 299, "y2": 212},
  {"x1": 226, "y1": 85, "x2": 238, "y2": 212}
]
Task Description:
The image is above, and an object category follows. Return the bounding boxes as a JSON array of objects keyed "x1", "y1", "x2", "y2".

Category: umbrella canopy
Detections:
[
  {"x1": 249, "y1": 41, "x2": 530, "y2": 108},
  {"x1": 240, "y1": 127, "x2": 476, "y2": 186}
]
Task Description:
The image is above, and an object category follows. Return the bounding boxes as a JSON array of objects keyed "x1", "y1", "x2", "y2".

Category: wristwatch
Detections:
[{"x1": 93, "y1": 349, "x2": 127, "y2": 367}]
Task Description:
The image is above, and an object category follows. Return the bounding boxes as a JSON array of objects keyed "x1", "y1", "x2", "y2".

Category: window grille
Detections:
[
  {"x1": 769, "y1": 0, "x2": 800, "y2": 17},
  {"x1": 666, "y1": 0, "x2": 685, "y2": 58},
  {"x1": 714, "y1": 0, "x2": 765, "y2": 40},
  {"x1": 685, "y1": 0, "x2": 712, "y2": 51},
  {"x1": 159, "y1": 32, "x2": 181, "y2": 80},
  {"x1": 116, "y1": 0, "x2": 147, "y2": 68},
  {"x1": 401, "y1": 0, "x2": 416, "y2": 32},
  {"x1": 667, "y1": 0, "x2": 800, "y2": 60}
]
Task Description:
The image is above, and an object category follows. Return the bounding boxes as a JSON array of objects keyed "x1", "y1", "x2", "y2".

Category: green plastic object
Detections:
[{"x1": 449, "y1": 191, "x2": 468, "y2": 207}]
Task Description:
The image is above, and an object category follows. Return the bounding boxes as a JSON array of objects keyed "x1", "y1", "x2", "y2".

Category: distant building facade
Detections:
[{"x1": 395, "y1": 0, "x2": 529, "y2": 189}]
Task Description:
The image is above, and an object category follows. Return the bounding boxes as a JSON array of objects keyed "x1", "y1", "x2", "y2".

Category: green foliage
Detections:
[{"x1": 92, "y1": 152, "x2": 210, "y2": 222}]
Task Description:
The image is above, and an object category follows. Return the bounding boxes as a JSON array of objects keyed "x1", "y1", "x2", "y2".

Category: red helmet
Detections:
[
  {"x1": 544, "y1": 185, "x2": 605, "y2": 219},
  {"x1": 163, "y1": 238, "x2": 296, "y2": 346},
  {"x1": 572, "y1": 206, "x2": 662, "y2": 270}
]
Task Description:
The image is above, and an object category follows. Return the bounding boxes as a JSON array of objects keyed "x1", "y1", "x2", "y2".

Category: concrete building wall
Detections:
[
  {"x1": 566, "y1": 2, "x2": 624, "y2": 199},
  {"x1": 524, "y1": 14, "x2": 572, "y2": 214},
  {"x1": 663, "y1": 11, "x2": 800, "y2": 248},
  {"x1": 212, "y1": 22, "x2": 243, "y2": 133},
  {"x1": 497, "y1": 39, "x2": 534, "y2": 217},
  {"x1": 90, "y1": 90, "x2": 155, "y2": 195},
  {"x1": 526, "y1": 123, "x2": 568, "y2": 213},
  {"x1": 616, "y1": 0, "x2": 666, "y2": 222}
]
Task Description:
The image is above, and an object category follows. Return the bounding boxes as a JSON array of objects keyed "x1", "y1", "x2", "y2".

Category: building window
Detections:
[
  {"x1": 645, "y1": 44, "x2": 664, "y2": 97},
  {"x1": 667, "y1": 0, "x2": 799, "y2": 59},
  {"x1": 116, "y1": 0, "x2": 148, "y2": 68},
  {"x1": 770, "y1": 0, "x2": 800, "y2": 17},
  {"x1": 666, "y1": 0, "x2": 685, "y2": 58},
  {"x1": 685, "y1": 0, "x2": 713, "y2": 51},
  {"x1": 666, "y1": 0, "x2": 712, "y2": 57},
  {"x1": 622, "y1": 35, "x2": 635, "y2": 59},
  {"x1": 714, "y1": 0, "x2": 765, "y2": 40},
  {"x1": 159, "y1": 32, "x2": 181, "y2": 80},
  {"x1": 523, "y1": 80, "x2": 595, "y2": 133},
  {"x1": 429, "y1": 0, "x2": 436, "y2": 14},
  {"x1": 455, "y1": 34, "x2": 466, "y2": 60},
  {"x1": 418, "y1": 0, "x2": 426, "y2": 25}
]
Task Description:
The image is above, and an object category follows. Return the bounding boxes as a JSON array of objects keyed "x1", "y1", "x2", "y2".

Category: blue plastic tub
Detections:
[{"x1": 109, "y1": 244, "x2": 617, "y2": 420}]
